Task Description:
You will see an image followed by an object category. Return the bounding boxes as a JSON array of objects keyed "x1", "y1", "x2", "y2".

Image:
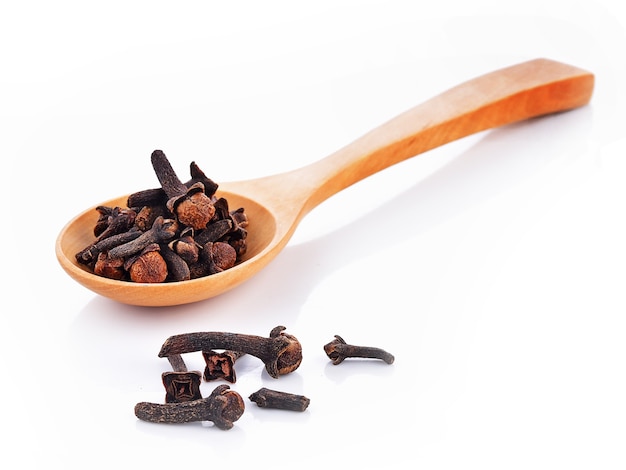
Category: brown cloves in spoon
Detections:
[{"x1": 56, "y1": 58, "x2": 594, "y2": 306}]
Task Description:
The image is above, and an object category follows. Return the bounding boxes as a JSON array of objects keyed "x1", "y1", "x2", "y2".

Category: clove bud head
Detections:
[
  {"x1": 215, "y1": 386, "x2": 246, "y2": 427},
  {"x1": 271, "y1": 326, "x2": 303, "y2": 376}
]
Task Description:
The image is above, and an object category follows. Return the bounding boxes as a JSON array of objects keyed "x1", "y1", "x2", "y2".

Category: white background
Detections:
[{"x1": 2, "y1": 1, "x2": 625, "y2": 468}]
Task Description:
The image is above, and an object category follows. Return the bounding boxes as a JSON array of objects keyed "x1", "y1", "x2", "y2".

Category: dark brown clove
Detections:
[
  {"x1": 92, "y1": 206, "x2": 137, "y2": 240},
  {"x1": 188, "y1": 241, "x2": 236, "y2": 278},
  {"x1": 76, "y1": 227, "x2": 142, "y2": 265},
  {"x1": 159, "y1": 243, "x2": 191, "y2": 282},
  {"x1": 161, "y1": 345, "x2": 202, "y2": 403},
  {"x1": 158, "y1": 326, "x2": 302, "y2": 379},
  {"x1": 127, "y1": 188, "x2": 169, "y2": 209},
  {"x1": 323, "y1": 335, "x2": 395, "y2": 365},
  {"x1": 168, "y1": 231, "x2": 200, "y2": 265},
  {"x1": 93, "y1": 205, "x2": 114, "y2": 237},
  {"x1": 166, "y1": 354, "x2": 188, "y2": 372},
  {"x1": 107, "y1": 216, "x2": 178, "y2": 259},
  {"x1": 133, "y1": 204, "x2": 170, "y2": 232},
  {"x1": 193, "y1": 218, "x2": 233, "y2": 246},
  {"x1": 248, "y1": 388, "x2": 310, "y2": 412},
  {"x1": 151, "y1": 150, "x2": 215, "y2": 230},
  {"x1": 188, "y1": 242, "x2": 220, "y2": 278},
  {"x1": 93, "y1": 252, "x2": 126, "y2": 280},
  {"x1": 188, "y1": 161, "x2": 219, "y2": 198},
  {"x1": 210, "y1": 242, "x2": 237, "y2": 271},
  {"x1": 134, "y1": 384, "x2": 244, "y2": 430},
  {"x1": 151, "y1": 149, "x2": 188, "y2": 199},
  {"x1": 230, "y1": 206, "x2": 248, "y2": 228},
  {"x1": 162, "y1": 370, "x2": 203, "y2": 403},
  {"x1": 202, "y1": 350, "x2": 245, "y2": 383},
  {"x1": 124, "y1": 243, "x2": 168, "y2": 283}
]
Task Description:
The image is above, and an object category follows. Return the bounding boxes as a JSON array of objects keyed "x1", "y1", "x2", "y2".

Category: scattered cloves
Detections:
[
  {"x1": 323, "y1": 335, "x2": 395, "y2": 365},
  {"x1": 248, "y1": 388, "x2": 310, "y2": 412},
  {"x1": 158, "y1": 326, "x2": 302, "y2": 379},
  {"x1": 134, "y1": 384, "x2": 244, "y2": 430}
]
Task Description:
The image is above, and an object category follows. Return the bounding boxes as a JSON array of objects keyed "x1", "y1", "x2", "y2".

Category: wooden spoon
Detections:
[{"x1": 56, "y1": 58, "x2": 594, "y2": 307}]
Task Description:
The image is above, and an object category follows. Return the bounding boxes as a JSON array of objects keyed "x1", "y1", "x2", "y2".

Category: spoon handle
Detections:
[{"x1": 290, "y1": 58, "x2": 593, "y2": 214}]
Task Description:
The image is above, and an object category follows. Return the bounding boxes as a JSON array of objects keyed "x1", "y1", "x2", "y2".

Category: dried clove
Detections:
[
  {"x1": 168, "y1": 230, "x2": 199, "y2": 265},
  {"x1": 159, "y1": 243, "x2": 191, "y2": 282},
  {"x1": 248, "y1": 388, "x2": 310, "y2": 412},
  {"x1": 134, "y1": 384, "x2": 244, "y2": 430},
  {"x1": 158, "y1": 326, "x2": 302, "y2": 379},
  {"x1": 161, "y1": 346, "x2": 202, "y2": 403},
  {"x1": 93, "y1": 252, "x2": 126, "y2": 280},
  {"x1": 188, "y1": 241, "x2": 236, "y2": 278},
  {"x1": 127, "y1": 188, "x2": 169, "y2": 209},
  {"x1": 188, "y1": 161, "x2": 219, "y2": 198},
  {"x1": 202, "y1": 350, "x2": 245, "y2": 383},
  {"x1": 166, "y1": 354, "x2": 188, "y2": 372},
  {"x1": 133, "y1": 204, "x2": 170, "y2": 232},
  {"x1": 76, "y1": 227, "x2": 142, "y2": 266},
  {"x1": 108, "y1": 216, "x2": 178, "y2": 259},
  {"x1": 124, "y1": 243, "x2": 168, "y2": 283},
  {"x1": 151, "y1": 150, "x2": 215, "y2": 230},
  {"x1": 92, "y1": 206, "x2": 137, "y2": 240},
  {"x1": 193, "y1": 218, "x2": 233, "y2": 246},
  {"x1": 93, "y1": 205, "x2": 114, "y2": 237},
  {"x1": 209, "y1": 242, "x2": 237, "y2": 271},
  {"x1": 230, "y1": 206, "x2": 248, "y2": 228},
  {"x1": 162, "y1": 370, "x2": 203, "y2": 403},
  {"x1": 323, "y1": 335, "x2": 395, "y2": 365}
]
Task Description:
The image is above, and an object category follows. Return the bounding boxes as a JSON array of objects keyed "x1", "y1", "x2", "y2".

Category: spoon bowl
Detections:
[
  {"x1": 56, "y1": 58, "x2": 594, "y2": 306},
  {"x1": 57, "y1": 190, "x2": 278, "y2": 306}
]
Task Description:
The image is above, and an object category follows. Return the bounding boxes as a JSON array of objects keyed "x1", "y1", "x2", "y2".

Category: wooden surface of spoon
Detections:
[{"x1": 56, "y1": 58, "x2": 594, "y2": 306}]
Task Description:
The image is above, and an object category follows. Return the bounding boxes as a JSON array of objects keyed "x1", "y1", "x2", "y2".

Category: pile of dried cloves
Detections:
[{"x1": 75, "y1": 150, "x2": 248, "y2": 283}]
